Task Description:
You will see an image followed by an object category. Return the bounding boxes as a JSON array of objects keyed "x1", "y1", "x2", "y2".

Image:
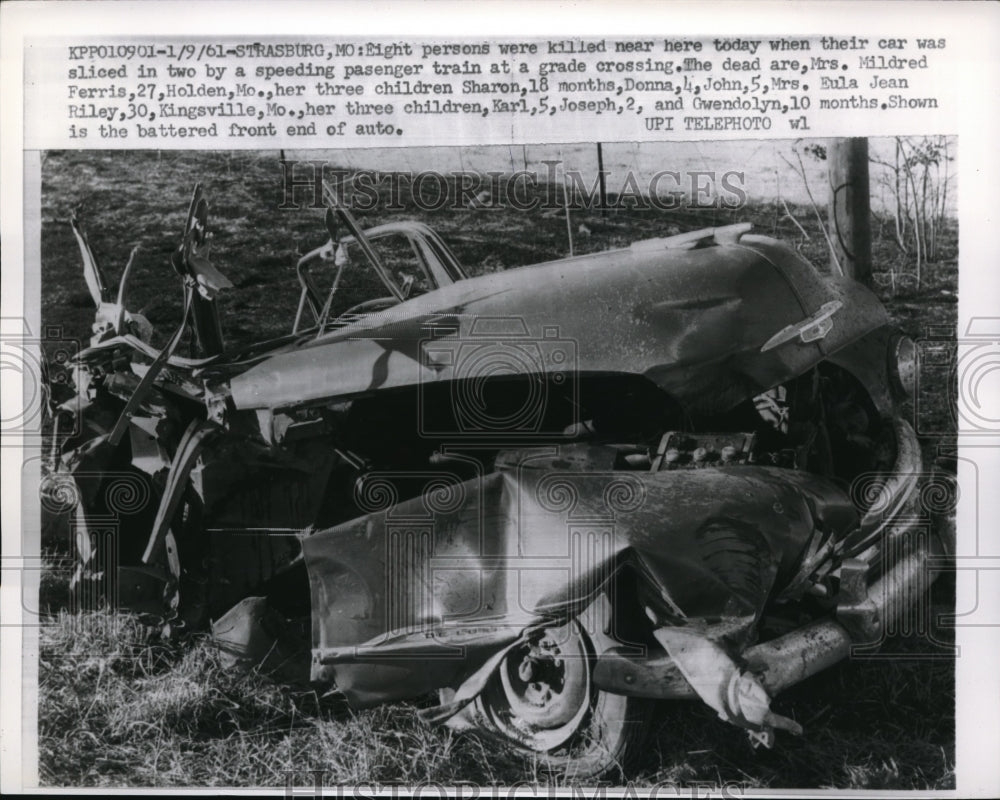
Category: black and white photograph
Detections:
[
  {"x1": 2, "y1": 2, "x2": 998, "y2": 797},
  {"x1": 33, "y1": 139, "x2": 957, "y2": 788}
]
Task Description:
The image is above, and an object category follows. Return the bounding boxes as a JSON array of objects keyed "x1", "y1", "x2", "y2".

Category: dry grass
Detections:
[
  {"x1": 36, "y1": 588, "x2": 956, "y2": 789},
  {"x1": 38, "y1": 607, "x2": 582, "y2": 788}
]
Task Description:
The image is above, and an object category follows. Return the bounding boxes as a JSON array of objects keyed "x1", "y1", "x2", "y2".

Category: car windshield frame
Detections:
[{"x1": 293, "y1": 201, "x2": 468, "y2": 335}]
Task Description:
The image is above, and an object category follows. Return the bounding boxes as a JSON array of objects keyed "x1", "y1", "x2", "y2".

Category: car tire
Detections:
[{"x1": 447, "y1": 617, "x2": 653, "y2": 780}]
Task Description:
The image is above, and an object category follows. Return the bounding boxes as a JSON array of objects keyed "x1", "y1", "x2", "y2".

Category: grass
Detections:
[
  {"x1": 37, "y1": 148, "x2": 958, "y2": 789},
  {"x1": 38, "y1": 609, "x2": 559, "y2": 788},
  {"x1": 37, "y1": 584, "x2": 956, "y2": 789}
]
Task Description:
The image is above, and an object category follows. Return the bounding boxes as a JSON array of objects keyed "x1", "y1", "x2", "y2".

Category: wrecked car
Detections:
[{"x1": 44, "y1": 183, "x2": 952, "y2": 777}]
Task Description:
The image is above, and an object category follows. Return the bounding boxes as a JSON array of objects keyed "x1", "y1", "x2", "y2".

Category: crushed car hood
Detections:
[
  {"x1": 302, "y1": 451, "x2": 858, "y2": 705},
  {"x1": 229, "y1": 234, "x2": 889, "y2": 415}
]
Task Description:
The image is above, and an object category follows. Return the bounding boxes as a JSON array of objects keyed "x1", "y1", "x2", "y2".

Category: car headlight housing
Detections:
[{"x1": 890, "y1": 334, "x2": 917, "y2": 400}]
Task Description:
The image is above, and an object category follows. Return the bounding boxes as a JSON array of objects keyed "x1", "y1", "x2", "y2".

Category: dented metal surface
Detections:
[
  {"x1": 226, "y1": 229, "x2": 890, "y2": 414},
  {"x1": 45, "y1": 184, "x2": 945, "y2": 775},
  {"x1": 302, "y1": 457, "x2": 857, "y2": 703}
]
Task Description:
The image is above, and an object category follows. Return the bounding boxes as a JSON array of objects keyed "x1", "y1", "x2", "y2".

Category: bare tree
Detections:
[{"x1": 870, "y1": 136, "x2": 953, "y2": 288}]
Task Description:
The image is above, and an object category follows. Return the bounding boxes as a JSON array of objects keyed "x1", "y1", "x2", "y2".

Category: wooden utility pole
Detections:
[
  {"x1": 596, "y1": 142, "x2": 607, "y2": 216},
  {"x1": 827, "y1": 138, "x2": 872, "y2": 285}
]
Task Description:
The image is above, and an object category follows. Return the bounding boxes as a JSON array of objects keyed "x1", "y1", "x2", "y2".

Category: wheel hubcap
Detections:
[{"x1": 483, "y1": 621, "x2": 593, "y2": 751}]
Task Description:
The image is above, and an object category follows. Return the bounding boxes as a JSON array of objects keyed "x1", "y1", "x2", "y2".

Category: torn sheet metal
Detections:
[
  {"x1": 301, "y1": 456, "x2": 856, "y2": 706},
  {"x1": 653, "y1": 625, "x2": 802, "y2": 748},
  {"x1": 212, "y1": 596, "x2": 310, "y2": 683}
]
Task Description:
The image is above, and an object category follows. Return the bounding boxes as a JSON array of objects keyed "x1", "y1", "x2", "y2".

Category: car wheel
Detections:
[{"x1": 461, "y1": 618, "x2": 652, "y2": 779}]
